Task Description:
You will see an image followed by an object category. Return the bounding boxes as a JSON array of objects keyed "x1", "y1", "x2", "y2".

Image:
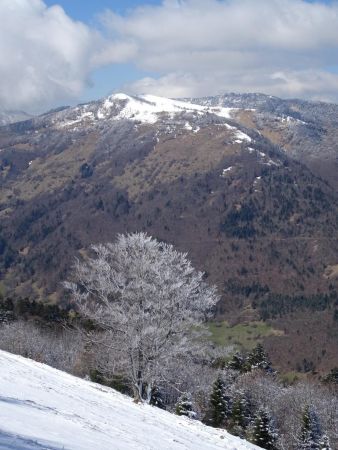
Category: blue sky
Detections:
[
  {"x1": 44, "y1": 0, "x2": 338, "y2": 105},
  {"x1": 44, "y1": 0, "x2": 333, "y2": 18},
  {"x1": 44, "y1": 0, "x2": 162, "y2": 24},
  {"x1": 43, "y1": 0, "x2": 335, "y2": 23},
  {"x1": 43, "y1": 0, "x2": 163, "y2": 102},
  {"x1": 1, "y1": 0, "x2": 338, "y2": 112}
]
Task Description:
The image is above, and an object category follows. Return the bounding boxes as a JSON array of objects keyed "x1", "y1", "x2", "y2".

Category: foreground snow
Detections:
[{"x1": 0, "y1": 351, "x2": 259, "y2": 450}]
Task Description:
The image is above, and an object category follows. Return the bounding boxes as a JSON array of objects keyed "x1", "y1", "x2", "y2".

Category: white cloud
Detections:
[
  {"x1": 1, "y1": 0, "x2": 338, "y2": 112},
  {"x1": 102, "y1": 0, "x2": 338, "y2": 101},
  {"x1": 0, "y1": 0, "x2": 133, "y2": 113},
  {"x1": 0, "y1": 1, "x2": 86, "y2": 111},
  {"x1": 123, "y1": 69, "x2": 338, "y2": 102}
]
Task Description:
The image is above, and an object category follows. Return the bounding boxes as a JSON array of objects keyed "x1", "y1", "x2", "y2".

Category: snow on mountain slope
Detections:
[
  {"x1": 49, "y1": 93, "x2": 255, "y2": 144},
  {"x1": 97, "y1": 93, "x2": 234, "y2": 123},
  {"x1": 0, "y1": 351, "x2": 259, "y2": 450},
  {"x1": 55, "y1": 93, "x2": 237, "y2": 130}
]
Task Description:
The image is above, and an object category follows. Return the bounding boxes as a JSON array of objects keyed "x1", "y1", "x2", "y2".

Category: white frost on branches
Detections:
[{"x1": 64, "y1": 232, "x2": 219, "y2": 402}]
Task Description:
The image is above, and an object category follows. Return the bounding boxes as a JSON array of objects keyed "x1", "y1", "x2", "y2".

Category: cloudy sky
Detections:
[{"x1": 1, "y1": 0, "x2": 338, "y2": 113}]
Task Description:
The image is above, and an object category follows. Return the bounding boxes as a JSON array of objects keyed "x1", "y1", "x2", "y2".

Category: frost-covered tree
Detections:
[
  {"x1": 175, "y1": 392, "x2": 197, "y2": 419},
  {"x1": 272, "y1": 381, "x2": 337, "y2": 450},
  {"x1": 228, "y1": 391, "x2": 252, "y2": 437},
  {"x1": 227, "y1": 352, "x2": 248, "y2": 373},
  {"x1": 209, "y1": 374, "x2": 230, "y2": 427},
  {"x1": 0, "y1": 320, "x2": 84, "y2": 374},
  {"x1": 247, "y1": 343, "x2": 272, "y2": 372},
  {"x1": 299, "y1": 405, "x2": 323, "y2": 449},
  {"x1": 319, "y1": 435, "x2": 332, "y2": 450},
  {"x1": 64, "y1": 232, "x2": 219, "y2": 402},
  {"x1": 251, "y1": 408, "x2": 278, "y2": 450}
]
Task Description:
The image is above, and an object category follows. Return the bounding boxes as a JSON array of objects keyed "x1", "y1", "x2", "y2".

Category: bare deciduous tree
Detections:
[
  {"x1": 0, "y1": 320, "x2": 84, "y2": 374},
  {"x1": 227, "y1": 370, "x2": 338, "y2": 449},
  {"x1": 64, "y1": 232, "x2": 219, "y2": 402}
]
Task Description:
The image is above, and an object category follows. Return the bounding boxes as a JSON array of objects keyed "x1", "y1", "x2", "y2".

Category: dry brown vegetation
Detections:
[{"x1": 1, "y1": 105, "x2": 338, "y2": 374}]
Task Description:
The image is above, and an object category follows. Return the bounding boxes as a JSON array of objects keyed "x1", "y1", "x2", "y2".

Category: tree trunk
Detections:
[
  {"x1": 133, "y1": 382, "x2": 143, "y2": 403},
  {"x1": 145, "y1": 383, "x2": 152, "y2": 404}
]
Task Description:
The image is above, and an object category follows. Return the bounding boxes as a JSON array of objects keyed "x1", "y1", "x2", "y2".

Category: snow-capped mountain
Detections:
[
  {"x1": 190, "y1": 92, "x2": 338, "y2": 177},
  {"x1": 1, "y1": 92, "x2": 338, "y2": 374},
  {"x1": 96, "y1": 93, "x2": 235, "y2": 123},
  {"x1": 0, "y1": 350, "x2": 259, "y2": 450},
  {"x1": 49, "y1": 93, "x2": 234, "y2": 127},
  {"x1": 34, "y1": 93, "x2": 253, "y2": 144}
]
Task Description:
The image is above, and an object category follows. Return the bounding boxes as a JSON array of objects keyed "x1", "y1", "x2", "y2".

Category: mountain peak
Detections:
[{"x1": 96, "y1": 92, "x2": 235, "y2": 124}]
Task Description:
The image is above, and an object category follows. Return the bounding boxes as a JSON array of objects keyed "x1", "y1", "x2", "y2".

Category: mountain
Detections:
[
  {"x1": 0, "y1": 110, "x2": 32, "y2": 126},
  {"x1": 0, "y1": 350, "x2": 258, "y2": 449},
  {"x1": 0, "y1": 93, "x2": 338, "y2": 373},
  {"x1": 190, "y1": 93, "x2": 338, "y2": 189}
]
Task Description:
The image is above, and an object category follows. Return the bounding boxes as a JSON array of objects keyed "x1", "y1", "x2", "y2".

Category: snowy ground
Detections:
[
  {"x1": 0, "y1": 350, "x2": 259, "y2": 450},
  {"x1": 97, "y1": 93, "x2": 234, "y2": 123}
]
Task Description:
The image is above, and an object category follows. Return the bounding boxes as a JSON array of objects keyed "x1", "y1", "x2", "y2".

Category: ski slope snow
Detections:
[{"x1": 0, "y1": 350, "x2": 260, "y2": 450}]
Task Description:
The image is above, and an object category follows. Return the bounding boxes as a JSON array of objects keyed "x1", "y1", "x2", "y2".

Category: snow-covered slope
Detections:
[
  {"x1": 53, "y1": 93, "x2": 236, "y2": 130},
  {"x1": 0, "y1": 351, "x2": 259, "y2": 450},
  {"x1": 97, "y1": 93, "x2": 234, "y2": 123}
]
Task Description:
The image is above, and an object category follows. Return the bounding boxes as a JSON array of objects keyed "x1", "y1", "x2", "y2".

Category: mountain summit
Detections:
[{"x1": 0, "y1": 92, "x2": 338, "y2": 373}]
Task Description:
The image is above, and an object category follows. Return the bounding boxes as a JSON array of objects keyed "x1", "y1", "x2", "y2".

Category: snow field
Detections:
[{"x1": 0, "y1": 350, "x2": 259, "y2": 450}]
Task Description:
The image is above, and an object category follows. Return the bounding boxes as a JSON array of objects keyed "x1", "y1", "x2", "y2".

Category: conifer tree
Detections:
[
  {"x1": 247, "y1": 343, "x2": 272, "y2": 372},
  {"x1": 319, "y1": 435, "x2": 332, "y2": 450},
  {"x1": 227, "y1": 352, "x2": 248, "y2": 373},
  {"x1": 175, "y1": 392, "x2": 196, "y2": 419},
  {"x1": 209, "y1": 375, "x2": 230, "y2": 427},
  {"x1": 251, "y1": 408, "x2": 278, "y2": 450},
  {"x1": 149, "y1": 386, "x2": 166, "y2": 410},
  {"x1": 299, "y1": 405, "x2": 323, "y2": 449},
  {"x1": 323, "y1": 367, "x2": 338, "y2": 384},
  {"x1": 228, "y1": 391, "x2": 251, "y2": 437}
]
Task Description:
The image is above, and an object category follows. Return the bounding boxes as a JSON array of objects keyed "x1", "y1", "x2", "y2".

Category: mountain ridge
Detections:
[
  {"x1": 0, "y1": 110, "x2": 33, "y2": 126},
  {"x1": 1, "y1": 91, "x2": 338, "y2": 373}
]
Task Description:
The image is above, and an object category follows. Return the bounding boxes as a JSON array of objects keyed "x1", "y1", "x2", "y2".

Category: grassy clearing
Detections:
[
  {"x1": 207, "y1": 320, "x2": 282, "y2": 350},
  {"x1": 279, "y1": 371, "x2": 305, "y2": 385}
]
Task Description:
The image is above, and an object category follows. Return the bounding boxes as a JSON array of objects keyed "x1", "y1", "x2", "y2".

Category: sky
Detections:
[{"x1": 1, "y1": 0, "x2": 338, "y2": 113}]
